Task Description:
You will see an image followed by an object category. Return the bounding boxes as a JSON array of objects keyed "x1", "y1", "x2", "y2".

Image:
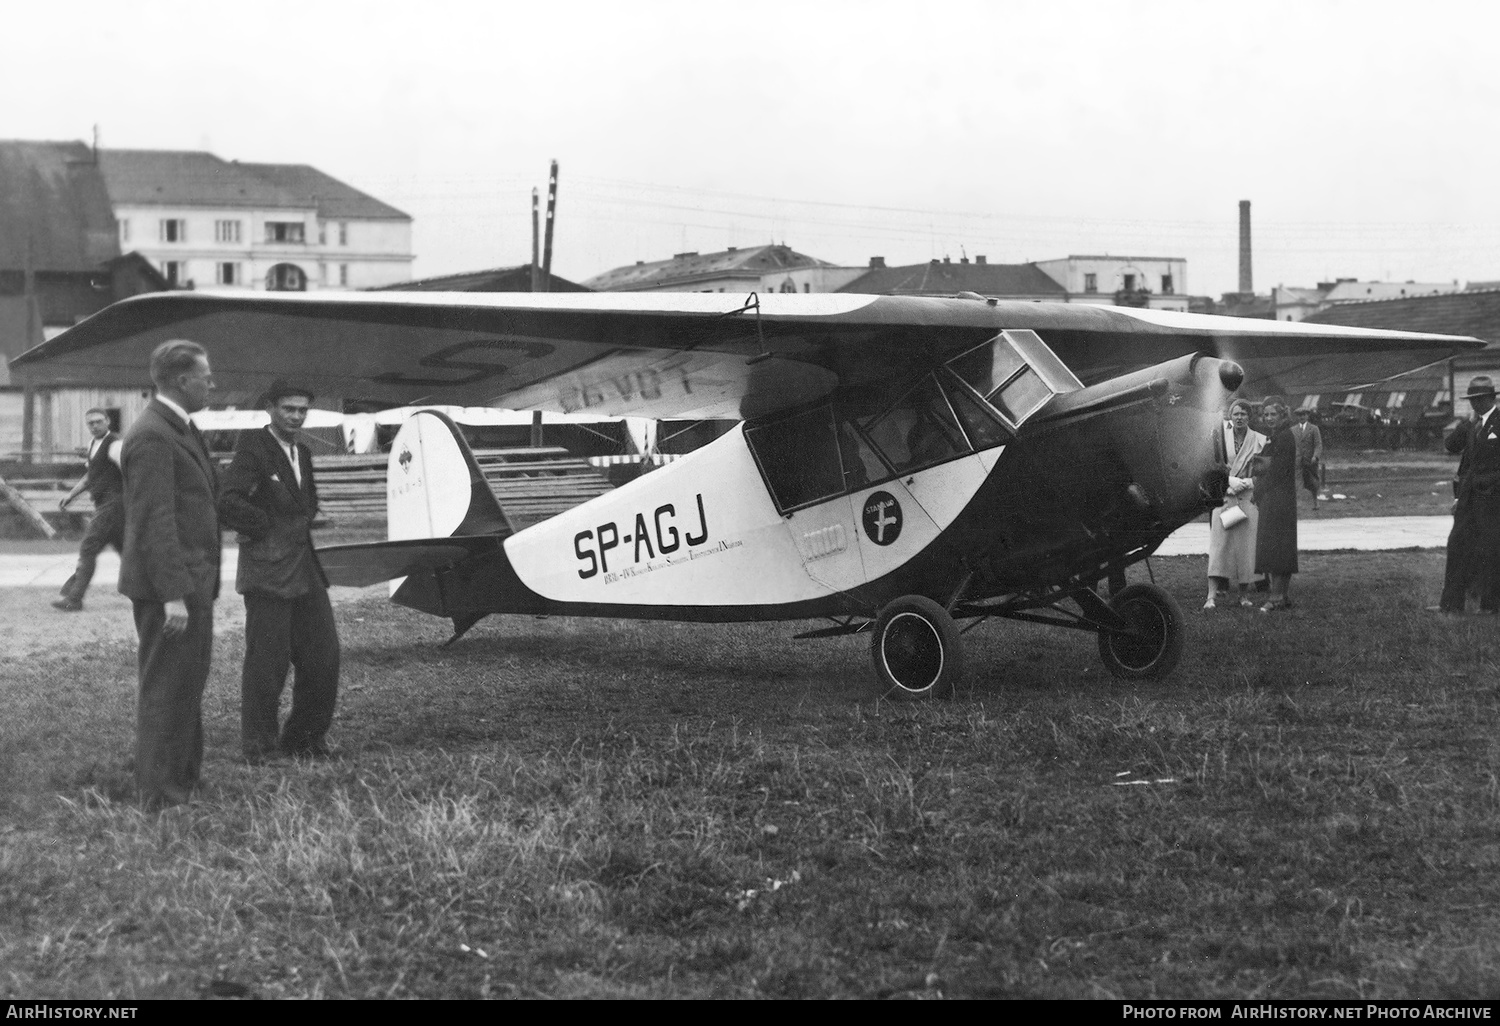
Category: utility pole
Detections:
[
  {"x1": 540, "y1": 160, "x2": 558, "y2": 293},
  {"x1": 530, "y1": 188, "x2": 541, "y2": 292},
  {"x1": 20, "y1": 232, "x2": 36, "y2": 463}
]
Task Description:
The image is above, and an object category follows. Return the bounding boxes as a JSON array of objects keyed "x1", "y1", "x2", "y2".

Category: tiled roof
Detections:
[
  {"x1": 1304, "y1": 291, "x2": 1500, "y2": 391},
  {"x1": 237, "y1": 162, "x2": 409, "y2": 220},
  {"x1": 98, "y1": 149, "x2": 408, "y2": 220},
  {"x1": 838, "y1": 260, "x2": 1066, "y2": 298},
  {"x1": 374, "y1": 265, "x2": 589, "y2": 292},
  {"x1": 1305, "y1": 290, "x2": 1500, "y2": 347},
  {"x1": 98, "y1": 149, "x2": 289, "y2": 207},
  {"x1": 0, "y1": 140, "x2": 118, "y2": 270},
  {"x1": 585, "y1": 244, "x2": 836, "y2": 290}
]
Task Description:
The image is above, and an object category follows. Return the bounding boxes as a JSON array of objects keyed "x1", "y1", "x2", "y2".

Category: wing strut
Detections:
[{"x1": 721, "y1": 291, "x2": 775, "y2": 364}]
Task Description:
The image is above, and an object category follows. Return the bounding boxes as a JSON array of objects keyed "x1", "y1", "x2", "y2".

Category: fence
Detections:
[
  {"x1": 1319, "y1": 423, "x2": 1450, "y2": 452},
  {"x1": 11, "y1": 446, "x2": 617, "y2": 530}
]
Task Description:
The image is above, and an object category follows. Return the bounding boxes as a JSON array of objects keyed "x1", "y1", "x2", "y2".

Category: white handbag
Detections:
[{"x1": 1220, "y1": 505, "x2": 1248, "y2": 529}]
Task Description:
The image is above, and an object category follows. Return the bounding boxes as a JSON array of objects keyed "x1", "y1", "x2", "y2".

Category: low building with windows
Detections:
[
  {"x1": 1269, "y1": 278, "x2": 1465, "y2": 322},
  {"x1": 99, "y1": 149, "x2": 412, "y2": 292},
  {"x1": 1031, "y1": 255, "x2": 1189, "y2": 311}
]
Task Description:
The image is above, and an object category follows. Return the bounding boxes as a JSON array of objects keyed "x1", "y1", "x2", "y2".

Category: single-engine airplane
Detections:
[{"x1": 11, "y1": 290, "x2": 1482, "y2": 697}]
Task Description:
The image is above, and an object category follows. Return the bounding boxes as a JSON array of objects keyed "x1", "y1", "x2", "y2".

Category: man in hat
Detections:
[
  {"x1": 218, "y1": 380, "x2": 340, "y2": 761},
  {"x1": 1435, "y1": 376, "x2": 1500, "y2": 613},
  {"x1": 1291, "y1": 407, "x2": 1323, "y2": 510}
]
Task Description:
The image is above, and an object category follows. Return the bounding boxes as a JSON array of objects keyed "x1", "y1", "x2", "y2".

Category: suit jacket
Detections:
[
  {"x1": 119, "y1": 400, "x2": 221, "y2": 603},
  {"x1": 1448, "y1": 410, "x2": 1500, "y2": 508},
  {"x1": 85, "y1": 430, "x2": 124, "y2": 502},
  {"x1": 218, "y1": 426, "x2": 327, "y2": 598},
  {"x1": 1291, "y1": 422, "x2": 1322, "y2": 465}
]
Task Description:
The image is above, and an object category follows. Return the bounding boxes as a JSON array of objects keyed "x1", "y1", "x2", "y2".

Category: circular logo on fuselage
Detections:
[{"x1": 862, "y1": 490, "x2": 903, "y2": 546}]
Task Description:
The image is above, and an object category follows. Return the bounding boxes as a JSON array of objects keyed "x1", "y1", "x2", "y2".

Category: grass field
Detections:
[{"x1": 3, "y1": 550, "x2": 1500, "y2": 998}]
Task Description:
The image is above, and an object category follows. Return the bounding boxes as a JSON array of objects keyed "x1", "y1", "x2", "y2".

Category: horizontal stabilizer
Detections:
[{"x1": 318, "y1": 535, "x2": 504, "y2": 588}]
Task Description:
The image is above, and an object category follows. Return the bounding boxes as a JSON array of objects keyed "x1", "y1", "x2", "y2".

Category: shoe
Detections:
[
  {"x1": 1239, "y1": 598, "x2": 1256, "y2": 609},
  {"x1": 51, "y1": 597, "x2": 83, "y2": 612},
  {"x1": 1426, "y1": 605, "x2": 1464, "y2": 616},
  {"x1": 1259, "y1": 599, "x2": 1292, "y2": 614},
  {"x1": 1202, "y1": 599, "x2": 1216, "y2": 611}
]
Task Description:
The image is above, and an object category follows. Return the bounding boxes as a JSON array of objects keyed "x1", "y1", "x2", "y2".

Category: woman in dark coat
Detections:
[{"x1": 1252, "y1": 396, "x2": 1298, "y2": 611}]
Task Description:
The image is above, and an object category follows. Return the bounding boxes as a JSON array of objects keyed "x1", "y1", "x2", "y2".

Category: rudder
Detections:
[{"x1": 387, "y1": 410, "x2": 512, "y2": 541}]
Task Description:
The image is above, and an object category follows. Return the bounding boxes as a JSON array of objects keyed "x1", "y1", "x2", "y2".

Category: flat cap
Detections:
[{"x1": 260, "y1": 379, "x2": 315, "y2": 406}]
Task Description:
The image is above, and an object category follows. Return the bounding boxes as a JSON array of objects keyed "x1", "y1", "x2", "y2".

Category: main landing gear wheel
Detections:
[
  {"x1": 871, "y1": 595, "x2": 965, "y2": 700},
  {"x1": 1097, "y1": 583, "x2": 1184, "y2": 680}
]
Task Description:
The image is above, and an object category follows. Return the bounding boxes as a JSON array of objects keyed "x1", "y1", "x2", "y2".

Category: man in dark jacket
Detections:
[
  {"x1": 54, "y1": 408, "x2": 124, "y2": 611},
  {"x1": 218, "y1": 380, "x2": 340, "y2": 762},
  {"x1": 119, "y1": 340, "x2": 220, "y2": 808},
  {"x1": 1436, "y1": 376, "x2": 1500, "y2": 613}
]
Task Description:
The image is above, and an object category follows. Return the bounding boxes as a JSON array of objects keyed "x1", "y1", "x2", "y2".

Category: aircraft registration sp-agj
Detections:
[{"x1": 12, "y1": 290, "x2": 1483, "y2": 697}]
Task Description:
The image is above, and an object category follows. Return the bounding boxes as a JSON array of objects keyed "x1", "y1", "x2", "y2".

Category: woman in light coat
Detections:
[{"x1": 1205, "y1": 398, "x2": 1266, "y2": 609}]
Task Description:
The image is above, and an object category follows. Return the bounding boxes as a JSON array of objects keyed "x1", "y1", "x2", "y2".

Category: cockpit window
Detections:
[
  {"x1": 947, "y1": 328, "x2": 1082, "y2": 428},
  {"x1": 837, "y1": 421, "x2": 885, "y2": 491},
  {"x1": 937, "y1": 371, "x2": 1011, "y2": 449},
  {"x1": 858, "y1": 376, "x2": 970, "y2": 475},
  {"x1": 745, "y1": 405, "x2": 845, "y2": 513},
  {"x1": 746, "y1": 368, "x2": 1013, "y2": 514}
]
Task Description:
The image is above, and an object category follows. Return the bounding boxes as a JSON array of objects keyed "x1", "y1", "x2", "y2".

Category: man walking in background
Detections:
[
  {"x1": 1291, "y1": 407, "x2": 1323, "y2": 511},
  {"x1": 53, "y1": 408, "x2": 123, "y2": 612},
  {"x1": 119, "y1": 340, "x2": 221, "y2": 809},
  {"x1": 218, "y1": 380, "x2": 340, "y2": 763}
]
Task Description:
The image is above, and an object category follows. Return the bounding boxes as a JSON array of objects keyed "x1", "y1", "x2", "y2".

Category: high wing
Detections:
[{"x1": 10, "y1": 290, "x2": 1483, "y2": 420}]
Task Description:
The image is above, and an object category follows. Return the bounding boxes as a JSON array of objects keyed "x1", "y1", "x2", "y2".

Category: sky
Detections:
[{"x1": 8, "y1": 0, "x2": 1500, "y2": 296}]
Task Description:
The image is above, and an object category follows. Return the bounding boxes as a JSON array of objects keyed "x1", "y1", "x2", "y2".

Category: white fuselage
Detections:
[{"x1": 502, "y1": 425, "x2": 1000, "y2": 608}]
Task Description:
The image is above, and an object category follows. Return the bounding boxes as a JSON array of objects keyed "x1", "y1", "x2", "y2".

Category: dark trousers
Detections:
[
  {"x1": 242, "y1": 586, "x2": 340, "y2": 757},
  {"x1": 133, "y1": 596, "x2": 214, "y2": 809},
  {"x1": 61, "y1": 496, "x2": 124, "y2": 602},
  {"x1": 1441, "y1": 501, "x2": 1500, "y2": 611}
]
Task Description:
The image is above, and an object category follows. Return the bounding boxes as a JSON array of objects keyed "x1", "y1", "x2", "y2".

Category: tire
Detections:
[
  {"x1": 1097, "y1": 583, "x2": 1184, "y2": 680},
  {"x1": 871, "y1": 595, "x2": 965, "y2": 700}
]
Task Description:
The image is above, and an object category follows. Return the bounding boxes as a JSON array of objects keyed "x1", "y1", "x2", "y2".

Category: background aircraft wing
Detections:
[{"x1": 10, "y1": 290, "x2": 1484, "y2": 419}]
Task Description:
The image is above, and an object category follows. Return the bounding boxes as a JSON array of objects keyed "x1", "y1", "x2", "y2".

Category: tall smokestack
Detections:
[{"x1": 1238, "y1": 200, "x2": 1253, "y2": 295}]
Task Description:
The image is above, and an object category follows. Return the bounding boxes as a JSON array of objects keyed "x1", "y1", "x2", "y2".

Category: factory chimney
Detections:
[{"x1": 1238, "y1": 200, "x2": 1253, "y2": 295}]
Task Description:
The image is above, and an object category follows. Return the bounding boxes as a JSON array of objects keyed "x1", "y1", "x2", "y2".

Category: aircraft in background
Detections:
[
  {"x1": 193, "y1": 404, "x2": 661, "y2": 460},
  {"x1": 12, "y1": 290, "x2": 1482, "y2": 698}
]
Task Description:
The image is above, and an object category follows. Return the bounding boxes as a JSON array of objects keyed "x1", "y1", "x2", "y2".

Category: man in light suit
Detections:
[
  {"x1": 217, "y1": 380, "x2": 340, "y2": 762},
  {"x1": 1290, "y1": 407, "x2": 1323, "y2": 510},
  {"x1": 1435, "y1": 377, "x2": 1500, "y2": 614},
  {"x1": 119, "y1": 340, "x2": 220, "y2": 808}
]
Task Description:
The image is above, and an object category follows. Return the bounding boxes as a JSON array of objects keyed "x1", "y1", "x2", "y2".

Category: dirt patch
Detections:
[{"x1": 0, "y1": 585, "x2": 379, "y2": 663}]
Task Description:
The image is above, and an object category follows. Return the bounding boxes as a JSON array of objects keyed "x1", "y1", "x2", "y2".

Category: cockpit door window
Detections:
[{"x1": 745, "y1": 405, "x2": 845, "y2": 513}]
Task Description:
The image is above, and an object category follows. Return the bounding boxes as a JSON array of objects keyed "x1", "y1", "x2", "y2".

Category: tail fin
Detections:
[{"x1": 387, "y1": 410, "x2": 511, "y2": 541}]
